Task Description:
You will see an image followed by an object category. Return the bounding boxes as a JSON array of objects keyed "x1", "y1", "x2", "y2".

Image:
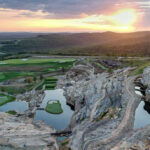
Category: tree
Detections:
[
  {"x1": 40, "y1": 75, "x2": 43, "y2": 80},
  {"x1": 33, "y1": 76, "x2": 37, "y2": 82},
  {"x1": 26, "y1": 77, "x2": 33, "y2": 83},
  {"x1": 62, "y1": 67, "x2": 65, "y2": 72},
  {"x1": 1, "y1": 87, "x2": 5, "y2": 92}
]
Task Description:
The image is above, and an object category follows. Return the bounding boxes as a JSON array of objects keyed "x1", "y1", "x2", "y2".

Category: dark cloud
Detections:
[
  {"x1": 0, "y1": 0, "x2": 137, "y2": 18},
  {"x1": 0, "y1": 0, "x2": 150, "y2": 28}
]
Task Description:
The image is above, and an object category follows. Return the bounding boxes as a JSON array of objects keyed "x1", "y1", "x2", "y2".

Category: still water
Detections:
[
  {"x1": 0, "y1": 101, "x2": 28, "y2": 113},
  {"x1": 134, "y1": 86, "x2": 150, "y2": 129},
  {"x1": 34, "y1": 89, "x2": 74, "y2": 131}
]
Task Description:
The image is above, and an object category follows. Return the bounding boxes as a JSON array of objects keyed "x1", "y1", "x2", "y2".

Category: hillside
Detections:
[{"x1": 1, "y1": 31, "x2": 150, "y2": 56}]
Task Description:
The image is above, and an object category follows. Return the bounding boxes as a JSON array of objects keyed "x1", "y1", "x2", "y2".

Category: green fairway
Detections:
[
  {"x1": 45, "y1": 100, "x2": 63, "y2": 114},
  {"x1": 0, "y1": 93, "x2": 15, "y2": 106},
  {"x1": 0, "y1": 73, "x2": 5, "y2": 80},
  {"x1": 0, "y1": 58, "x2": 75, "y2": 66},
  {"x1": 44, "y1": 77, "x2": 57, "y2": 90},
  {"x1": 45, "y1": 84, "x2": 56, "y2": 90},
  {"x1": 45, "y1": 77, "x2": 58, "y2": 81},
  {"x1": 36, "y1": 77, "x2": 57, "y2": 91},
  {"x1": 0, "y1": 72, "x2": 35, "y2": 82}
]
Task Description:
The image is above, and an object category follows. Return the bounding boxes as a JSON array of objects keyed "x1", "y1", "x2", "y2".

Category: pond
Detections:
[
  {"x1": 34, "y1": 89, "x2": 74, "y2": 131},
  {"x1": 0, "y1": 101, "x2": 28, "y2": 113},
  {"x1": 134, "y1": 101, "x2": 150, "y2": 129},
  {"x1": 134, "y1": 86, "x2": 150, "y2": 129}
]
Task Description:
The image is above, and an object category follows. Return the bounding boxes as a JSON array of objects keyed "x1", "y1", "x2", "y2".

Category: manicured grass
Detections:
[
  {"x1": 0, "y1": 72, "x2": 35, "y2": 82},
  {"x1": 94, "y1": 62, "x2": 108, "y2": 71},
  {"x1": 45, "y1": 100, "x2": 63, "y2": 114},
  {"x1": 45, "y1": 77, "x2": 58, "y2": 81},
  {"x1": 0, "y1": 58, "x2": 74, "y2": 82},
  {"x1": 0, "y1": 83, "x2": 36, "y2": 95},
  {"x1": 44, "y1": 77, "x2": 57, "y2": 90},
  {"x1": 6, "y1": 110, "x2": 17, "y2": 115},
  {"x1": 45, "y1": 84, "x2": 56, "y2": 90},
  {"x1": 0, "y1": 58, "x2": 75, "y2": 66},
  {"x1": 44, "y1": 80, "x2": 57, "y2": 84},
  {"x1": 0, "y1": 93, "x2": 15, "y2": 106},
  {"x1": 36, "y1": 77, "x2": 57, "y2": 91}
]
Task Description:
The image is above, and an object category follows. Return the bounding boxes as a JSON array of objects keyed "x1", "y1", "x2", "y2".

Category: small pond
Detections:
[
  {"x1": 134, "y1": 86, "x2": 150, "y2": 129},
  {"x1": 34, "y1": 89, "x2": 74, "y2": 131},
  {"x1": 0, "y1": 101, "x2": 28, "y2": 113}
]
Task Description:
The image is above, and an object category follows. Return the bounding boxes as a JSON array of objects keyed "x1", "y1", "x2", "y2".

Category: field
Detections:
[
  {"x1": 0, "y1": 93, "x2": 15, "y2": 106},
  {"x1": 0, "y1": 58, "x2": 75, "y2": 66},
  {"x1": 45, "y1": 100, "x2": 63, "y2": 114},
  {"x1": 0, "y1": 72, "x2": 34, "y2": 82},
  {"x1": 0, "y1": 58, "x2": 75, "y2": 82}
]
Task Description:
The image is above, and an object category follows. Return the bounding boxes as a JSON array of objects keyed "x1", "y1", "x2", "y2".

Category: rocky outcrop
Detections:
[
  {"x1": 142, "y1": 67, "x2": 150, "y2": 102},
  {"x1": 111, "y1": 125, "x2": 150, "y2": 150},
  {"x1": 16, "y1": 90, "x2": 45, "y2": 117},
  {"x1": 0, "y1": 113, "x2": 58, "y2": 150},
  {"x1": 66, "y1": 65, "x2": 94, "y2": 82},
  {"x1": 58, "y1": 65, "x2": 133, "y2": 150}
]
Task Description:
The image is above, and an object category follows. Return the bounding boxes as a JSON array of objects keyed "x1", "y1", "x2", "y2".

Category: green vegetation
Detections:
[
  {"x1": 94, "y1": 62, "x2": 108, "y2": 71},
  {"x1": 0, "y1": 93, "x2": 15, "y2": 106},
  {"x1": 128, "y1": 60, "x2": 150, "y2": 75},
  {"x1": 96, "y1": 111, "x2": 108, "y2": 122},
  {"x1": 61, "y1": 140, "x2": 69, "y2": 146},
  {"x1": 0, "y1": 58, "x2": 75, "y2": 66},
  {"x1": 45, "y1": 84, "x2": 56, "y2": 90},
  {"x1": 0, "y1": 83, "x2": 36, "y2": 95},
  {"x1": 35, "y1": 82, "x2": 44, "y2": 90},
  {"x1": 2, "y1": 32, "x2": 150, "y2": 57},
  {"x1": 45, "y1": 77, "x2": 58, "y2": 81},
  {"x1": 45, "y1": 100, "x2": 63, "y2": 114},
  {"x1": 0, "y1": 72, "x2": 34, "y2": 82},
  {"x1": 44, "y1": 77, "x2": 57, "y2": 90},
  {"x1": 36, "y1": 77, "x2": 57, "y2": 91},
  {"x1": 6, "y1": 110, "x2": 17, "y2": 115}
]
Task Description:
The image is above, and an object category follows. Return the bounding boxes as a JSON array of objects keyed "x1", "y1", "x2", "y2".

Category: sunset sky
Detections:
[{"x1": 0, "y1": 0, "x2": 149, "y2": 32}]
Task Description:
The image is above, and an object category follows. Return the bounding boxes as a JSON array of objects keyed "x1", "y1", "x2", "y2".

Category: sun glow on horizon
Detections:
[
  {"x1": 111, "y1": 9, "x2": 137, "y2": 26},
  {"x1": 0, "y1": 8, "x2": 138, "y2": 32}
]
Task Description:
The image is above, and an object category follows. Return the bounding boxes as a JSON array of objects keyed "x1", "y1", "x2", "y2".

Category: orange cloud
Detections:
[{"x1": 0, "y1": 8, "x2": 138, "y2": 32}]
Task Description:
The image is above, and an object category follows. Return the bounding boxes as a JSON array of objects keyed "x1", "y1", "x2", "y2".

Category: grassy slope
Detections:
[
  {"x1": 0, "y1": 93, "x2": 15, "y2": 106},
  {"x1": 0, "y1": 72, "x2": 34, "y2": 82},
  {"x1": 131, "y1": 62, "x2": 150, "y2": 75},
  {"x1": 6, "y1": 110, "x2": 17, "y2": 115},
  {"x1": 1, "y1": 31, "x2": 150, "y2": 57}
]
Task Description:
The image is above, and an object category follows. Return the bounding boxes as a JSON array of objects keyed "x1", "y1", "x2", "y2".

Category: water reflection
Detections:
[
  {"x1": 134, "y1": 101, "x2": 150, "y2": 129},
  {"x1": 0, "y1": 101, "x2": 28, "y2": 113},
  {"x1": 144, "y1": 101, "x2": 150, "y2": 114},
  {"x1": 34, "y1": 89, "x2": 74, "y2": 131}
]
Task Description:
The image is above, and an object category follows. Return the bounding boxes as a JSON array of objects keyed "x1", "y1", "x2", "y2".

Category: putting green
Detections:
[{"x1": 45, "y1": 100, "x2": 63, "y2": 114}]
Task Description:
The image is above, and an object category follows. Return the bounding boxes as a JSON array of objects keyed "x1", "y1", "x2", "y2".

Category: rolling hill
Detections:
[{"x1": 1, "y1": 31, "x2": 150, "y2": 56}]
